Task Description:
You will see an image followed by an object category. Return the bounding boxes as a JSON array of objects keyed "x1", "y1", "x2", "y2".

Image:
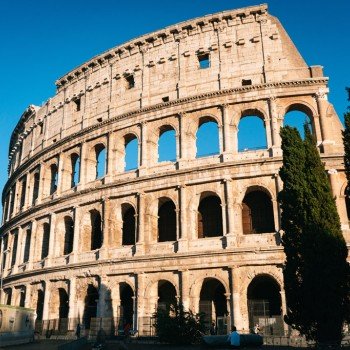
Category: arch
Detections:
[
  {"x1": 23, "y1": 228, "x2": 31, "y2": 263},
  {"x1": 247, "y1": 274, "x2": 282, "y2": 335},
  {"x1": 199, "y1": 278, "x2": 228, "y2": 333},
  {"x1": 238, "y1": 110, "x2": 267, "y2": 151},
  {"x1": 124, "y1": 133, "x2": 138, "y2": 171},
  {"x1": 83, "y1": 284, "x2": 99, "y2": 329},
  {"x1": 71, "y1": 153, "x2": 80, "y2": 187},
  {"x1": 242, "y1": 189, "x2": 275, "y2": 234},
  {"x1": 158, "y1": 125, "x2": 176, "y2": 162},
  {"x1": 41, "y1": 222, "x2": 50, "y2": 259},
  {"x1": 95, "y1": 144, "x2": 106, "y2": 179},
  {"x1": 158, "y1": 280, "x2": 177, "y2": 311},
  {"x1": 120, "y1": 283, "x2": 134, "y2": 327},
  {"x1": 90, "y1": 209, "x2": 102, "y2": 250},
  {"x1": 196, "y1": 117, "x2": 220, "y2": 158},
  {"x1": 36, "y1": 289, "x2": 44, "y2": 321},
  {"x1": 63, "y1": 216, "x2": 74, "y2": 255},
  {"x1": 198, "y1": 194, "x2": 223, "y2": 238},
  {"x1": 50, "y1": 164, "x2": 58, "y2": 194},
  {"x1": 158, "y1": 198, "x2": 177, "y2": 242},
  {"x1": 58, "y1": 288, "x2": 69, "y2": 319},
  {"x1": 32, "y1": 170, "x2": 40, "y2": 204},
  {"x1": 122, "y1": 204, "x2": 136, "y2": 246}
]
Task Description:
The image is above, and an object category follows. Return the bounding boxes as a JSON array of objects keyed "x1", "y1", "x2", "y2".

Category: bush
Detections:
[{"x1": 153, "y1": 303, "x2": 206, "y2": 345}]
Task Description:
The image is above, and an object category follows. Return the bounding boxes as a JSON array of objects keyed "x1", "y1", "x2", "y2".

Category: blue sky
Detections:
[{"x1": 1, "y1": 0, "x2": 349, "y2": 206}]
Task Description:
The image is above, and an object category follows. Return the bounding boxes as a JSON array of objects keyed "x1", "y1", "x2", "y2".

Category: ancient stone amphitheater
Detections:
[{"x1": 1, "y1": 4, "x2": 348, "y2": 337}]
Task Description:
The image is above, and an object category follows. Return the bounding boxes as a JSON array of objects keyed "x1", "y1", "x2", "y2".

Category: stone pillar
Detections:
[
  {"x1": 80, "y1": 141, "x2": 88, "y2": 186},
  {"x1": 223, "y1": 178, "x2": 236, "y2": 247},
  {"x1": 24, "y1": 284, "x2": 32, "y2": 308},
  {"x1": 71, "y1": 206, "x2": 80, "y2": 263},
  {"x1": 106, "y1": 131, "x2": 116, "y2": 178},
  {"x1": 315, "y1": 90, "x2": 333, "y2": 152},
  {"x1": 268, "y1": 96, "x2": 282, "y2": 156},
  {"x1": 230, "y1": 267, "x2": 243, "y2": 331},
  {"x1": 28, "y1": 220, "x2": 37, "y2": 270},
  {"x1": 135, "y1": 192, "x2": 145, "y2": 255},
  {"x1": 46, "y1": 213, "x2": 56, "y2": 266},
  {"x1": 264, "y1": 115, "x2": 273, "y2": 150},
  {"x1": 225, "y1": 293, "x2": 232, "y2": 332},
  {"x1": 280, "y1": 288, "x2": 289, "y2": 335},
  {"x1": 56, "y1": 155, "x2": 64, "y2": 196},
  {"x1": 98, "y1": 275, "x2": 107, "y2": 317},
  {"x1": 139, "y1": 122, "x2": 148, "y2": 175},
  {"x1": 42, "y1": 281, "x2": 51, "y2": 321},
  {"x1": 68, "y1": 277, "x2": 77, "y2": 324},
  {"x1": 222, "y1": 104, "x2": 234, "y2": 161},
  {"x1": 177, "y1": 185, "x2": 188, "y2": 251},
  {"x1": 100, "y1": 198, "x2": 110, "y2": 260},
  {"x1": 232, "y1": 124, "x2": 238, "y2": 154},
  {"x1": 136, "y1": 273, "x2": 146, "y2": 335},
  {"x1": 180, "y1": 269, "x2": 190, "y2": 311},
  {"x1": 14, "y1": 227, "x2": 23, "y2": 272}
]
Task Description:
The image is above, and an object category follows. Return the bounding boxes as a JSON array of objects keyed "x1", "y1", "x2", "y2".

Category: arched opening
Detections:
[
  {"x1": 19, "y1": 287, "x2": 26, "y2": 307},
  {"x1": 198, "y1": 195, "x2": 223, "y2": 238},
  {"x1": 196, "y1": 118, "x2": 220, "y2": 158},
  {"x1": 90, "y1": 210, "x2": 102, "y2": 250},
  {"x1": 63, "y1": 216, "x2": 74, "y2": 255},
  {"x1": 41, "y1": 223, "x2": 50, "y2": 260},
  {"x1": 5, "y1": 289, "x2": 12, "y2": 305},
  {"x1": 247, "y1": 275, "x2": 282, "y2": 335},
  {"x1": 125, "y1": 134, "x2": 138, "y2": 171},
  {"x1": 158, "y1": 199, "x2": 177, "y2": 242},
  {"x1": 284, "y1": 105, "x2": 313, "y2": 139},
  {"x1": 50, "y1": 164, "x2": 58, "y2": 194},
  {"x1": 71, "y1": 153, "x2": 80, "y2": 187},
  {"x1": 83, "y1": 284, "x2": 99, "y2": 329},
  {"x1": 58, "y1": 288, "x2": 69, "y2": 319},
  {"x1": 36, "y1": 289, "x2": 44, "y2": 321},
  {"x1": 199, "y1": 278, "x2": 227, "y2": 334},
  {"x1": 158, "y1": 280, "x2": 177, "y2": 311},
  {"x1": 158, "y1": 126, "x2": 176, "y2": 162},
  {"x1": 120, "y1": 283, "x2": 134, "y2": 328},
  {"x1": 32, "y1": 171, "x2": 40, "y2": 204},
  {"x1": 238, "y1": 113, "x2": 267, "y2": 151},
  {"x1": 122, "y1": 204, "x2": 136, "y2": 246},
  {"x1": 23, "y1": 228, "x2": 31, "y2": 263},
  {"x1": 345, "y1": 187, "x2": 350, "y2": 220},
  {"x1": 242, "y1": 190, "x2": 275, "y2": 234},
  {"x1": 95, "y1": 144, "x2": 106, "y2": 179}
]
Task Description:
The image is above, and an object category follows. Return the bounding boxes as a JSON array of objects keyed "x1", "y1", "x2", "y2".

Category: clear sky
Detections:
[{"x1": 0, "y1": 0, "x2": 349, "y2": 206}]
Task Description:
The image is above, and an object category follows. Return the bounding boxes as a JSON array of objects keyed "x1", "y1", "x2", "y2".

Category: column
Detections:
[
  {"x1": 177, "y1": 113, "x2": 188, "y2": 168},
  {"x1": 315, "y1": 90, "x2": 333, "y2": 152},
  {"x1": 222, "y1": 104, "x2": 234, "y2": 161},
  {"x1": 28, "y1": 220, "x2": 37, "y2": 270},
  {"x1": 268, "y1": 96, "x2": 282, "y2": 156},
  {"x1": 232, "y1": 124, "x2": 238, "y2": 155},
  {"x1": 135, "y1": 192, "x2": 145, "y2": 255},
  {"x1": 139, "y1": 122, "x2": 148, "y2": 176},
  {"x1": 106, "y1": 131, "x2": 116, "y2": 179},
  {"x1": 97, "y1": 275, "x2": 107, "y2": 317},
  {"x1": 71, "y1": 206, "x2": 80, "y2": 263},
  {"x1": 136, "y1": 273, "x2": 146, "y2": 335},
  {"x1": 225, "y1": 293, "x2": 232, "y2": 333},
  {"x1": 68, "y1": 277, "x2": 77, "y2": 324},
  {"x1": 100, "y1": 198, "x2": 110, "y2": 260},
  {"x1": 42, "y1": 281, "x2": 51, "y2": 321},
  {"x1": 223, "y1": 178, "x2": 237, "y2": 248},
  {"x1": 180, "y1": 269, "x2": 190, "y2": 311},
  {"x1": 229, "y1": 267, "x2": 243, "y2": 331},
  {"x1": 280, "y1": 288, "x2": 289, "y2": 334},
  {"x1": 24, "y1": 284, "x2": 32, "y2": 308},
  {"x1": 46, "y1": 213, "x2": 56, "y2": 266},
  {"x1": 14, "y1": 227, "x2": 23, "y2": 272},
  {"x1": 177, "y1": 185, "x2": 188, "y2": 251},
  {"x1": 56, "y1": 154, "x2": 64, "y2": 196}
]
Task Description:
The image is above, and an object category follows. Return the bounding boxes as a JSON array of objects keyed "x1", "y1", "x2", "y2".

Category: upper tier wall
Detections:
[{"x1": 7, "y1": 5, "x2": 320, "y2": 169}]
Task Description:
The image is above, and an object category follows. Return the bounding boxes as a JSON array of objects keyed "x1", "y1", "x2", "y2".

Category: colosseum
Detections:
[{"x1": 1, "y1": 3, "x2": 348, "y2": 338}]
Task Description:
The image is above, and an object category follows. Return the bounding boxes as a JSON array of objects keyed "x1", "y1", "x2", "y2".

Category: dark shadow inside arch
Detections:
[
  {"x1": 122, "y1": 204, "x2": 136, "y2": 245},
  {"x1": 198, "y1": 195, "x2": 223, "y2": 238},
  {"x1": 196, "y1": 118, "x2": 220, "y2": 158},
  {"x1": 242, "y1": 190, "x2": 275, "y2": 234},
  {"x1": 199, "y1": 278, "x2": 227, "y2": 333},
  {"x1": 345, "y1": 187, "x2": 350, "y2": 221},
  {"x1": 63, "y1": 216, "x2": 74, "y2": 255},
  {"x1": 83, "y1": 284, "x2": 99, "y2": 329},
  {"x1": 120, "y1": 283, "x2": 134, "y2": 327},
  {"x1": 158, "y1": 198, "x2": 177, "y2": 242},
  {"x1": 41, "y1": 223, "x2": 50, "y2": 260},
  {"x1": 158, "y1": 280, "x2": 177, "y2": 311},
  {"x1": 90, "y1": 209, "x2": 102, "y2": 250},
  {"x1": 247, "y1": 275, "x2": 282, "y2": 335},
  {"x1": 158, "y1": 126, "x2": 176, "y2": 162},
  {"x1": 36, "y1": 289, "x2": 44, "y2": 321},
  {"x1": 50, "y1": 164, "x2": 58, "y2": 194}
]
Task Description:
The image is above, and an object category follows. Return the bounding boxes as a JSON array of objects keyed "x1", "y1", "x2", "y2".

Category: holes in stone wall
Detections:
[
  {"x1": 158, "y1": 198, "x2": 177, "y2": 242},
  {"x1": 198, "y1": 53, "x2": 210, "y2": 69},
  {"x1": 125, "y1": 134, "x2": 138, "y2": 171},
  {"x1": 198, "y1": 195, "x2": 223, "y2": 238},
  {"x1": 238, "y1": 114, "x2": 267, "y2": 151},
  {"x1": 158, "y1": 126, "x2": 176, "y2": 162},
  {"x1": 95, "y1": 144, "x2": 106, "y2": 179},
  {"x1": 41, "y1": 223, "x2": 50, "y2": 260},
  {"x1": 63, "y1": 216, "x2": 74, "y2": 255},
  {"x1": 50, "y1": 164, "x2": 58, "y2": 195},
  {"x1": 196, "y1": 118, "x2": 220, "y2": 158},
  {"x1": 122, "y1": 204, "x2": 136, "y2": 246},
  {"x1": 90, "y1": 210, "x2": 102, "y2": 250},
  {"x1": 71, "y1": 153, "x2": 80, "y2": 187}
]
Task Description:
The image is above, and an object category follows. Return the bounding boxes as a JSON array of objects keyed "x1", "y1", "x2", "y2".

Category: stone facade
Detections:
[{"x1": 1, "y1": 4, "x2": 348, "y2": 336}]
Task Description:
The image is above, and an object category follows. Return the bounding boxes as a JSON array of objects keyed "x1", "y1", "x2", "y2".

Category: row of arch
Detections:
[{"x1": 5, "y1": 274, "x2": 282, "y2": 334}]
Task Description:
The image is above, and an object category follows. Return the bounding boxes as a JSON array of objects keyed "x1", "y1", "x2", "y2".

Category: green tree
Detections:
[
  {"x1": 153, "y1": 303, "x2": 206, "y2": 345},
  {"x1": 279, "y1": 125, "x2": 350, "y2": 347}
]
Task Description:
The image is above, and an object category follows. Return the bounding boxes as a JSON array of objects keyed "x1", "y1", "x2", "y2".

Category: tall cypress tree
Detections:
[{"x1": 279, "y1": 125, "x2": 349, "y2": 347}]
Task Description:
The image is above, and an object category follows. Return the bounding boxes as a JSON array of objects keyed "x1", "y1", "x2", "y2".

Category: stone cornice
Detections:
[
  {"x1": 54, "y1": 4, "x2": 268, "y2": 90},
  {"x1": 4, "y1": 77, "x2": 329, "y2": 197}
]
